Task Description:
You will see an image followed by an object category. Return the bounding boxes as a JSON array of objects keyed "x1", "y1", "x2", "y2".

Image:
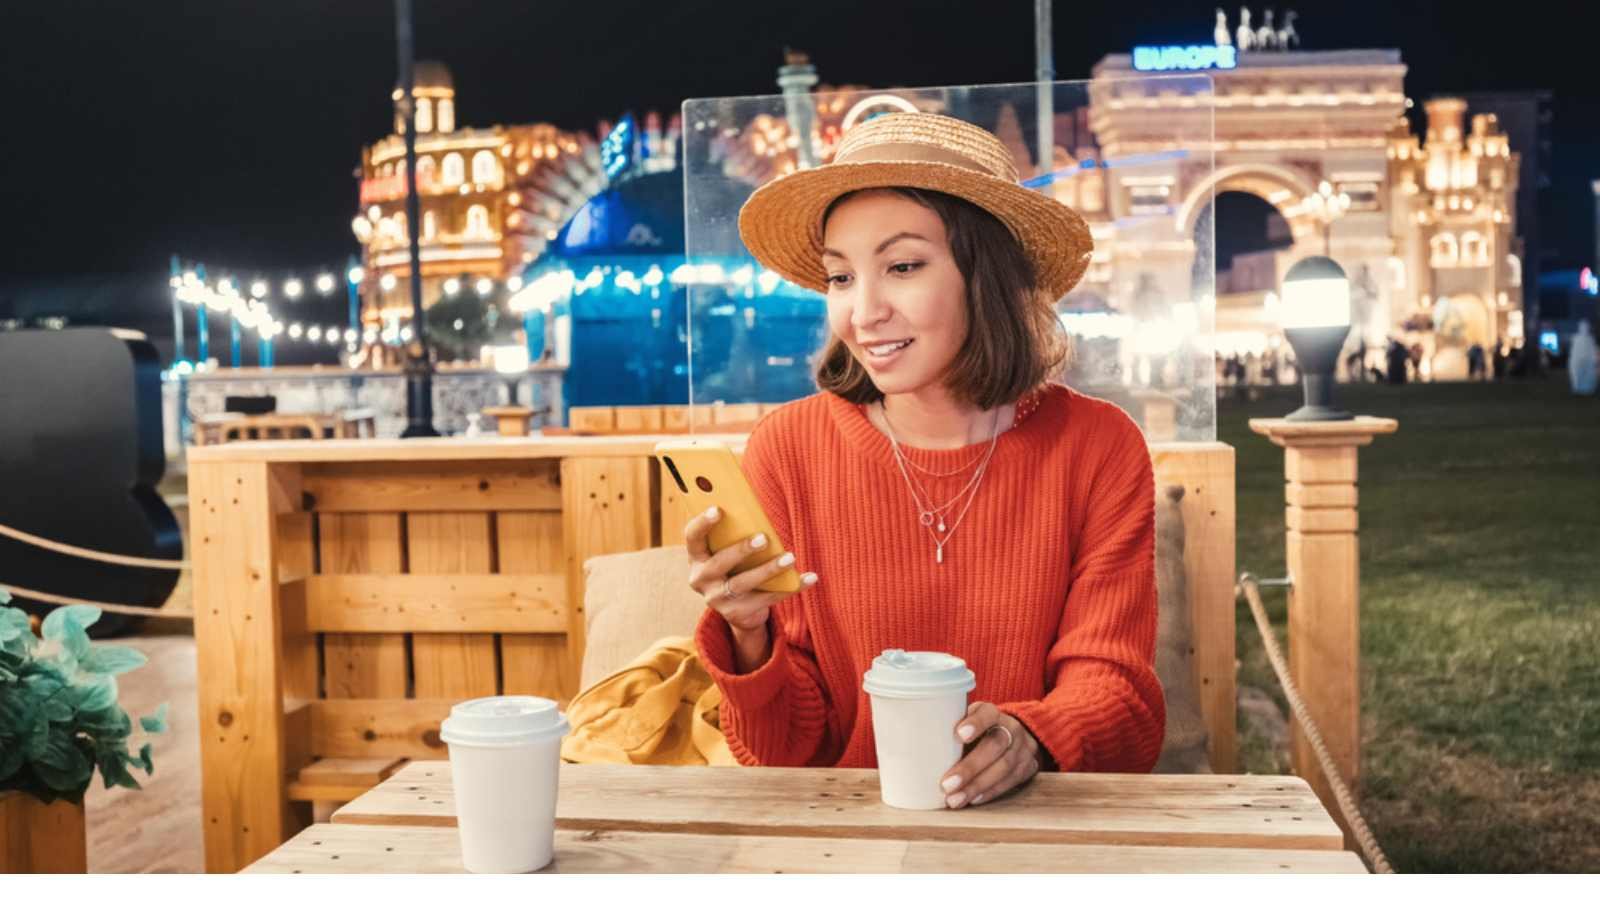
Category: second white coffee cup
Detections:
[
  {"x1": 440, "y1": 695, "x2": 569, "y2": 874},
  {"x1": 863, "y1": 649, "x2": 977, "y2": 810}
]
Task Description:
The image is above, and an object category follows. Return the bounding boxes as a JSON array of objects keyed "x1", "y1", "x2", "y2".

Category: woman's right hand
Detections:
[{"x1": 685, "y1": 506, "x2": 817, "y2": 639}]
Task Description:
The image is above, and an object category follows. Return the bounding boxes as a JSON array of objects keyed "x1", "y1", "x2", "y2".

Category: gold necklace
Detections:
[{"x1": 881, "y1": 403, "x2": 1001, "y2": 564}]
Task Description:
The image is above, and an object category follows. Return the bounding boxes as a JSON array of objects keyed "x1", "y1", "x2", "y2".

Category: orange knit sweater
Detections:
[{"x1": 694, "y1": 383, "x2": 1166, "y2": 773}]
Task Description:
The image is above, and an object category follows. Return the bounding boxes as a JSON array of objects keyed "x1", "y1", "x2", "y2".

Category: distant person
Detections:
[
  {"x1": 1570, "y1": 321, "x2": 1598, "y2": 396},
  {"x1": 1492, "y1": 339, "x2": 1508, "y2": 380},
  {"x1": 1467, "y1": 343, "x2": 1486, "y2": 381},
  {"x1": 1386, "y1": 339, "x2": 1408, "y2": 385},
  {"x1": 1408, "y1": 343, "x2": 1425, "y2": 382}
]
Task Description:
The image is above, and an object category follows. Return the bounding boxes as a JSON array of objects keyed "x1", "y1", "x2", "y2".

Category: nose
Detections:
[{"x1": 850, "y1": 276, "x2": 892, "y2": 332}]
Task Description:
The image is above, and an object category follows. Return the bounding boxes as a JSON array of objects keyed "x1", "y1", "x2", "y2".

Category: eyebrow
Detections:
[{"x1": 820, "y1": 231, "x2": 930, "y2": 260}]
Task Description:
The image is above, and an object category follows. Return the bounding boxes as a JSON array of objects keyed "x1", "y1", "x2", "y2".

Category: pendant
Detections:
[
  {"x1": 919, "y1": 511, "x2": 935, "y2": 527},
  {"x1": 936, "y1": 517, "x2": 946, "y2": 533},
  {"x1": 936, "y1": 545, "x2": 944, "y2": 564}
]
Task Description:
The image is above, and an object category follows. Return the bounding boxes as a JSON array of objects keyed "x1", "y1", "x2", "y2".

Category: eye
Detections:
[
  {"x1": 888, "y1": 261, "x2": 924, "y2": 276},
  {"x1": 826, "y1": 273, "x2": 853, "y2": 288}
]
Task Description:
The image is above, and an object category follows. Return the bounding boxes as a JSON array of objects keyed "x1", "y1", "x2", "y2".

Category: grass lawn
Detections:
[{"x1": 1217, "y1": 377, "x2": 1600, "y2": 873}]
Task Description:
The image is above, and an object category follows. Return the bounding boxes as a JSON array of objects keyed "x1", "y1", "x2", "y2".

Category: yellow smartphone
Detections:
[{"x1": 654, "y1": 438, "x2": 802, "y2": 594}]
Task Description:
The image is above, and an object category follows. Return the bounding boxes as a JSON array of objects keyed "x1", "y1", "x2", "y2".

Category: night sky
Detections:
[{"x1": 1, "y1": 0, "x2": 1596, "y2": 303}]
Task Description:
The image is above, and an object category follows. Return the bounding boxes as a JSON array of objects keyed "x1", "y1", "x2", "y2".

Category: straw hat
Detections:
[{"x1": 738, "y1": 111, "x2": 1093, "y2": 299}]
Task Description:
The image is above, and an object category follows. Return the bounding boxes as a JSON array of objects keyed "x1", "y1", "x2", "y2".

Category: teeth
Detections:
[{"x1": 867, "y1": 339, "x2": 912, "y2": 358}]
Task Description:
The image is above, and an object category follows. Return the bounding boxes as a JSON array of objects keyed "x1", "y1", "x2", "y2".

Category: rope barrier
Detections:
[
  {"x1": 0, "y1": 521, "x2": 190, "y2": 571},
  {"x1": 1237, "y1": 572, "x2": 1395, "y2": 874},
  {"x1": 1, "y1": 582, "x2": 195, "y2": 621}
]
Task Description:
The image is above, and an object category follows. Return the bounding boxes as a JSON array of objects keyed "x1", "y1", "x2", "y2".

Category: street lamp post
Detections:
[
  {"x1": 395, "y1": 0, "x2": 439, "y2": 437},
  {"x1": 1305, "y1": 180, "x2": 1351, "y2": 258},
  {"x1": 1279, "y1": 255, "x2": 1354, "y2": 421},
  {"x1": 169, "y1": 255, "x2": 186, "y2": 366}
]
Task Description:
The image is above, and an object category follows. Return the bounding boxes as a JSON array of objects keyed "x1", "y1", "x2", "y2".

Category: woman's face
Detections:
[{"x1": 821, "y1": 190, "x2": 968, "y2": 398}]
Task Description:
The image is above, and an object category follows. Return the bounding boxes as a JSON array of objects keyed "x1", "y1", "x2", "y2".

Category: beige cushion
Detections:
[
  {"x1": 579, "y1": 488, "x2": 1211, "y2": 773},
  {"x1": 580, "y1": 545, "x2": 706, "y2": 692}
]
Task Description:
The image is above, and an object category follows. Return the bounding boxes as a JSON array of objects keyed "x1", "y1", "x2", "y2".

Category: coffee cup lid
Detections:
[
  {"x1": 440, "y1": 695, "x2": 569, "y2": 746},
  {"x1": 862, "y1": 649, "x2": 976, "y2": 700}
]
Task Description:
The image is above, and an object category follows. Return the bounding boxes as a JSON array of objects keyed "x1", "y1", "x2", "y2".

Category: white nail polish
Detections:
[
  {"x1": 706, "y1": 506, "x2": 720, "y2": 520},
  {"x1": 801, "y1": 572, "x2": 818, "y2": 586},
  {"x1": 941, "y1": 775, "x2": 962, "y2": 792},
  {"x1": 779, "y1": 552, "x2": 795, "y2": 566},
  {"x1": 750, "y1": 534, "x2": 768, "y2": 549},
  {"x1": 957, "y1": 725, "x2": 976, "y2": 742}
]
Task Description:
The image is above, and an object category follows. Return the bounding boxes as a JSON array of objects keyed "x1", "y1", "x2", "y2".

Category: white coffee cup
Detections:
[
  {"x1": 863, "y1": 649, "x2": 977, "y2": 810},
  {"x1": 440, "y1": 695, "x2": 570, "y2": 873}
]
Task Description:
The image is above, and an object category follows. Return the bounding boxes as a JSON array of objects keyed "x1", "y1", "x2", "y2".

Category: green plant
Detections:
[{"x1": 0, "y1": 591, "x2": 168, "y2": 805}]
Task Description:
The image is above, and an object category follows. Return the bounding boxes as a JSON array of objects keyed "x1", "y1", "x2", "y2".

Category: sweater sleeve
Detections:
[
  {"x1": 693, "y1": 418, "x2": 840, "y2": 767},
  {"x1": 998, "y1": 410, "x2": 1166, "y2": 773}
]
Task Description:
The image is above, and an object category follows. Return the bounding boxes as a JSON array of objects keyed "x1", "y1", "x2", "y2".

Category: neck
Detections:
[{"x1": 875, "y1": 385, "x2": 1008, "y2": 450}]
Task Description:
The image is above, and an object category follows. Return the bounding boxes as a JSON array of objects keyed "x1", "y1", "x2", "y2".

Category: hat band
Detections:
[{"x1": 834, "y1": 141, "x2": 1001, "y2": 178}]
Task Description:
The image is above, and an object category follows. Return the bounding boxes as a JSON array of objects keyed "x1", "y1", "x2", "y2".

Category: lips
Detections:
[{"x1": 863, "y1": 338, "x2": 914, "y2": 358}]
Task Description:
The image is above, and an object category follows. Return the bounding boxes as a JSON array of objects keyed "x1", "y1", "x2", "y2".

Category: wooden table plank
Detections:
[
  {"x1": 245, "y1": 823, "x2": 1370, "y2": 874},
  {"x1": 333, "y1": 762, "x2": 1345, "y2": 851}
]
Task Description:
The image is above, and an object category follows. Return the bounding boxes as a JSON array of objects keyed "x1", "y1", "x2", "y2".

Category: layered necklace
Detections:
[{"x1": 880, "y1": 402, "x2": 1002, "y2": 564}]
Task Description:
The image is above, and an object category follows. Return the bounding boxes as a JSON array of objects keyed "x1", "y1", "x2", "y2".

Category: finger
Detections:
[
  {"x1": 683, "y1": 506, "x2": 723, "y2": 562},
  {"x1": 940, "y1": 705, "x2": 1005, "y2": 802},
  {"x1": 962, "y1": 739, "x2": 1033, "y2": 807},
  {"x1": 942, "y1": 723, "x2": 1017, "y2": 807},
  {"x1": 708, "y1": 588, "x2": 790, "y2": 621},
  {"x1": 954, "y1": 702, "x2": 1003, "y2": 746},
  {"x1": 725, "y1": 550, "x2": 799, "y2": 596},
  {"x1": 691, "y1": 532, "x2": 768, "y2": 592}
]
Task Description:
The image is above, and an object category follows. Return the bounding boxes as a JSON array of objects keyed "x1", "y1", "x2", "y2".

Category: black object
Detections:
[
  {"x1": 395, "y1": 0, "x2": 439, "y2": 438},
  {"x1": 224, "y1": 395, "x2": 276, "y2": 415},
  {"x1": 0, "y1": 329, "x2": 183, "y2": 636}
]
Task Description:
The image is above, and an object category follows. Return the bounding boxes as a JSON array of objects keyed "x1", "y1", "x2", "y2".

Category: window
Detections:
[
  {"x1": 442, "y1": 153, "x2": 465, "y2": 186},
  {"x1": 472, "y1": 150, "x2": 499, "y2": 185},
  {"x1": 465, "y1": 204, "x2": 491, "y2": 238},
  {"x1": 416, "y1": 156, "x2": 436, "y2": 189},
  {"x1": 1461, "y1": 231, "x2": 1487, "y2": 266},
  {"x1": 1506, "y1": 253, "x2": 1522, "y2": 287},
  {"x1": 1430, "y1": 233, "x2": 1459, "y2": 268},
  {"x1": 423, "y1": 210, "x2": 437, "y2": 240},
  {"x1": 416, "y1": 97, "x2": 433, "y2": 133},
  {"x1": 437, "y1": 99, "x2": 456, "y2": 133}
]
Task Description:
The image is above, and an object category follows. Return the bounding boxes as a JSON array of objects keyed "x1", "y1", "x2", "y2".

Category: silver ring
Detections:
[
  {"x1": 721, "y1": 578, "x2": 740, "y2": 602},
  {"x1": 985, "y1": 724, "x2": 1015, "y2": 751}
]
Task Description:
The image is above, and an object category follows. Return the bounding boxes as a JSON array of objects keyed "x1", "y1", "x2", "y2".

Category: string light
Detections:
[
  {"x1": 475, "y1": 277, "x2": 494, "y2": 297},
  {"x1": 381, "y1": 273, "x2": 398, "y2": 291},
  {"x1": 316, "y1": 273, "x2": 337, "y2": 295},
  {"x1": 250, "y1": 280, "x2": 269, "y2": 299},
  {"x1": 283, "y1": 278, "x2": 304, "y2": 299},
  {"x1": 348, "y1": 266, "x2": 365, "y2": 284},
  {"x1": 444, "y1": 277, "x2": 462, "y2": 296}
]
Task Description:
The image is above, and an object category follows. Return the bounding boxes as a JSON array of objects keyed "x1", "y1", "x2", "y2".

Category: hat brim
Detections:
[{"x1": 737, "y1": 160, "x2": 1094, "y2": 300}]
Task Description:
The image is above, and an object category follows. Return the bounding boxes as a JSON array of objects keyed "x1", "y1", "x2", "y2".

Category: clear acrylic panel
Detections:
[{"x1": 680, "y1": 76, "x2": 1217, "y2": 442}]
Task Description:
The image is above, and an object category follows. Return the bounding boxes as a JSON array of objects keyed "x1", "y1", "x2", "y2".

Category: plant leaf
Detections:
[
  {"x1": 71, "y1": 674, "x2": 118, "y2": 713},
  {"x1": 139, "y1": 702, "x2": 169, "y2": 735},
  {"x1": 41, "y1": 604, "x2": 100, "y2": 643},
  {"x1": 80, "y1": 645, "x2": 148, "y2": 676}
]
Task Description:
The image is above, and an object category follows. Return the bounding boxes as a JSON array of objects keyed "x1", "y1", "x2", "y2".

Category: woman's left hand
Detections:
[{"x1": 939, "y1": 702, "x2": 1044, "y2": 809}]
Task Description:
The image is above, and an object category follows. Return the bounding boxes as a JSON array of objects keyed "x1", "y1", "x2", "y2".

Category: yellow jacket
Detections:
[{"x1": 560, "y1": 636, "x2": 737, "y2": 766}]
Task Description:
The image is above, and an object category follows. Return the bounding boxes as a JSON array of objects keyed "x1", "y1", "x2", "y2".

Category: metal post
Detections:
[
  {"x1": 1035, "y1": 0, "x2": 1054, "y2": 179},
  {"x1": 230, "y1": 315, "x2": 242, "y2": 368},
  {"x1": 347, "y1": 253, "x2": 361, "y2": 335},
  {"x1": 396, "y1": 0, "x2": 438, "y2": 436},
  {"x1": 169, "y1": 255, "x2": 185, "y2": 365},
  {"x1": 195, "y1": 263, "x2": 210, "y2": 365}
]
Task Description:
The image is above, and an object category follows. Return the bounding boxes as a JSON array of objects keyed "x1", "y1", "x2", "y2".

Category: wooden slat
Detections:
[
  {"x1": 1287, "y1": 506, "x2": 1359, "y2": 533},
  {"x1": 613, "y1": 406, "x2": 665, "y2": 433},
  {"x1": 1286, "y1": 483, "x2": 1358, "y2": 508},
  {"x1": 569, "y1": 407, "x2": 615, "y2": 433},
  {"x1": 1, "y1": 792, "x2": 87, "y2": 873},
  {"x1": 192, "y1": 460, "x2": 298, "y2": 872},
  {"x1": 1149, "y1": 442, "x2": 1237, "y2": 774},
  {"x1": 1284, "y1": 445, "x2": 1359, "y2": 483},
  {"x1": 318, "y1": 513, "x2": 408, "y2": 700},
  {"x1": 303, "y1": 459, "x2": 562, "y2": 513},
  {"x1": 292, "y1": 574, "x2": 566, "y2": 633},
  {"x1": 311, "y1": 700, "x2": 454, "y2": 760},
  {"x1": 561, "y1": 457, "x2": 656, "y2": 693},
  {"x1": 407, "y1": 512, "x2": 499, "y2": 698},
  {"x1": 662, "y1": 406, "x2": 692, "y2": 432},
  {"x1": 246, "y1": 823, "x2": 1369, "y2": 874},
  {"x1": 294, "y1": 757, "x2": 407, "y2": 787},
  {"x1": 188, "y1": 434, "x2": 754, "y2": 464},
  {"x1": 337, "y1": 763, "x2": 1346, "y2": 851},
  {"x1": 497, "y1": 511, "x2": 575, "y2": 703},
  {"x1": 277, "y1": 510, "x2": 318, "y2": 817},
  {"x1": 711, "y1": 403, "x2": 763, "y2": 427}
]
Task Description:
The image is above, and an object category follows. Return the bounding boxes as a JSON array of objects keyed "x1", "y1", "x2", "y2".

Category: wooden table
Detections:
[
  {"x1": 243, "y1": 763, "x2": 1368, "y2": 874},
  {"x1": 194, "y1": 409, "x2": 378, "y2": 444}
]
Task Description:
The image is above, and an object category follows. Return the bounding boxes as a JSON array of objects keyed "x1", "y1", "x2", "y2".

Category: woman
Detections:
[{"x1": 685, "y1": 112, "x2": 1164, "y2": 810}]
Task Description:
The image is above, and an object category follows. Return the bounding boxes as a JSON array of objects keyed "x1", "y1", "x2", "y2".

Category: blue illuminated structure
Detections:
[
  {"x1": 1132, "y1": 45, "x2": 1237, "y2": 72},
  {"x1": 521, "y1": 168, "x2": 824, "y2": 419}
]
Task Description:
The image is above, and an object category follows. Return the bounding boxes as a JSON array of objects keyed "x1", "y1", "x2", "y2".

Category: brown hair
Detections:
[{"x1": 813, "y1": 187, "x2": 1066, "y2": 410}]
